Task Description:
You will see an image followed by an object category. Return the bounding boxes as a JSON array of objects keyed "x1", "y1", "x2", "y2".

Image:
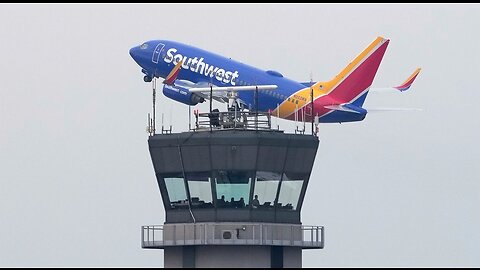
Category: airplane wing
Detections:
[
  {"x1": 161, "y1": 60, "x2": 278, "y2": 105},
  {"x1": 370, "y1": 68, "x2": 421, "y2": 93},
  {"x1": 187, "y1": 84, "x2": 278, "y2": 106},
  {"x1": 188, "y1": 85, "x2": 278, "y2": 93}
]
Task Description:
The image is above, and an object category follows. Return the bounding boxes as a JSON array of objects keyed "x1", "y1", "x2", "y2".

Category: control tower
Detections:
[{"x1": 141, "y1": 103, "x2": 324, "y2": 267}]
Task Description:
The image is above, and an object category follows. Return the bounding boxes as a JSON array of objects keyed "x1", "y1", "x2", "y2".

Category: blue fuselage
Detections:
[{"x1": 129, "y1": 40, "x2": 306, "y2": 112}]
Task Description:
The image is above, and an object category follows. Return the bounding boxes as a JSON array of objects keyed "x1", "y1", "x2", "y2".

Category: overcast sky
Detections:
[{"x1": 1, "y1": 4, "x2": 479, "y2": 267}]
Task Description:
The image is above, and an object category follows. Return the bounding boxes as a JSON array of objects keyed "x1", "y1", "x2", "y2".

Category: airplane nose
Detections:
[{"x1": 129, "y1": 46, "x2": 140, "y2": 62}]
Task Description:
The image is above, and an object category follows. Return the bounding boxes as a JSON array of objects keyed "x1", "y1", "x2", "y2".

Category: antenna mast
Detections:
[
  {"x1": 310, "y1": 72, "x2": 314, "y2": 135},
  {"x1": 153, "y1": 78, "x2": 157, "y2": 135},
  {"x1": 255, "y1": 85, "x2": 258, "y2": 131}
]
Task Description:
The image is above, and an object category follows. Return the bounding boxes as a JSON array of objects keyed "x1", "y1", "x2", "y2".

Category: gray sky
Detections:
[{"x1": 0, "y1": 4, "x2": 479, "y2": 267}]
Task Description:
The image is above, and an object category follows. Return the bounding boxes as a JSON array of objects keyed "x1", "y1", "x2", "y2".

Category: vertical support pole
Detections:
[
  {"x1": 295, "y1": 104, "x2": 298, "y2": 133},
  {"x1": 204, "y1": 224, "x2": 207, "y2": 245},
  {"x1": 253, "y1": 225, "x2": 255, "y2": 244},
  {"x1": 147, "y1": 113, "x2": 151, "y2": 136},
  {"x1": 277, "y1": 103, "x2": 280, "y2": 130},
  {"x1": 173, "y1": 225, "x2": 176, "y2": 245},
  {"x1": 321, "y1": 226, "x2": 325, "y2": 248},
  {"x1": 303, "y1": 106, "x2": 306, "y2": 134},
  {"x1": 234, "y1": 99, "x2": 237, "y2": 129},
  {"x1": 291, "y1": 225, "x2": 293, "y2": 246},
  {"x1": 260, "y1": 224, "x2": 263, "y2": 245},
  {"x1": 311, "y1": 85, "x2": 314, "y2": 135},
  {"x1": 301, "y1": 227, "x2": 304, "y2": 245},
  {"x1": 147, "y1": 226, "x2": 150, "y2": 245},
  {"x1": 209, "y1": 85, "x2": 213, "y2": 113},
  {"x1": 153, "y1": 78, "x2": 156, "y2": 134},
  {"x1": 310, "y1": 227, "x2": 313, "y2": 244},
  {"x1": 255, "y1": 86, "x2": 259, "y2": 131},
  {"x1": 188, "y1": 105, "x2": 191, "y2": 131},
  {"x1": 210, "y1": 85, "x2": 213, "y2": 132}
]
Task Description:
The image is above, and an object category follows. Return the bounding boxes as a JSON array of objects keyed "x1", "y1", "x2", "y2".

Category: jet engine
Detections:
[{"x1": 162, "y1": 83, "x2": 205, "y2": 106}]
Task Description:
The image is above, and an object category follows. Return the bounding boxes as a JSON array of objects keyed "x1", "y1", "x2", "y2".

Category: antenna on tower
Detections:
[
  {"x1": 209, "y1": 76, "x2": 213, "y2": 114},
  {"x1": 310, "y1": 71, "x2": 314, "y2": 135},
  {"x1": 152, "y1": 78, "x2": 157, "y2": 135},
  {"x1": 209, "y1": 76, "x2": 213, "y2": 132},
  {"x1": 277, "y1": 103, "x2": 280, "y2": 130}
]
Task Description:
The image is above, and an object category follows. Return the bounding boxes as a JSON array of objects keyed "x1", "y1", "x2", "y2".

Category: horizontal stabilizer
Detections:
[{"x1": 324, "y1": 104, "x2": 367, "y2": 114}]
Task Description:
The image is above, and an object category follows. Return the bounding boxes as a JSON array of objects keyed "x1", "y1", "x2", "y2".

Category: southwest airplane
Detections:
[{"x1": 129, "y1": 36, "x2": 420, "y2": 123}]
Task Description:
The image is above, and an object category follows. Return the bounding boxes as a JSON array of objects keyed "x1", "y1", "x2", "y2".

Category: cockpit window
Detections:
[{"x1": 140, "y1": 43, "x2": 148, "y2": 49}]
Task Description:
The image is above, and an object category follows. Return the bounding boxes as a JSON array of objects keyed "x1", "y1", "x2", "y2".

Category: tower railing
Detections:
[
  {"x1": 141, "y1": 223, "x2": 324, "y2": 249},
  {"x1": 193, "y1": 111, "x2": 274, "y2": 131}
]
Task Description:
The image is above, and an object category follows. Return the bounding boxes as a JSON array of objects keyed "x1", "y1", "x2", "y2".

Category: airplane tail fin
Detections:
[{"x1": 313, "y1": 36, "x2": 390, "y2": 107}]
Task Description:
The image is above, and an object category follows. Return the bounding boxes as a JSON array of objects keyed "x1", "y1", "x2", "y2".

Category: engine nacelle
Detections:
[{"x1": 162, "y1": 84, "x2": 205, "y2": 106}]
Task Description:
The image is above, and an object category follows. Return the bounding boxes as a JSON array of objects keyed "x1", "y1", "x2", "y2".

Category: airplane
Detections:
[{"x1": 129, "y1": 36, "x2": 420, "y2": 123}]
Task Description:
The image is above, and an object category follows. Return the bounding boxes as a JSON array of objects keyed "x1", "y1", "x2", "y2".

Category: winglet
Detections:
[
  {"x1": 164, "y1": 60, "x2": 183, "y2": 85},
  {"x1": 394, "y1": 68, "x2": 421, "y2": 92}
]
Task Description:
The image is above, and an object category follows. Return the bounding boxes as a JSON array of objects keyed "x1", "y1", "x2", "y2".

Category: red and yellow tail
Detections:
[
  {"x1": 273, "y1": 36, "x2": 391, "y2": 120},
  {"x1": 314, "y1": 36, "x2": 390, "y2": 106}
]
